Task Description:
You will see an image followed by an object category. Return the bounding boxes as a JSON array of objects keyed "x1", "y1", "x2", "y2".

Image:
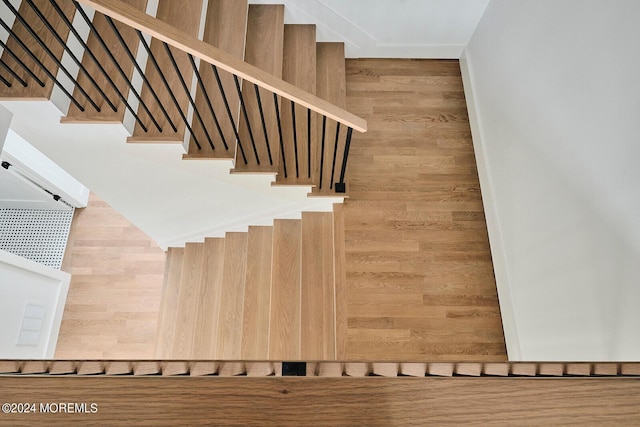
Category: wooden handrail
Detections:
[{"x1": 77, "y1": 0, "x2": 367, "y2": 133}]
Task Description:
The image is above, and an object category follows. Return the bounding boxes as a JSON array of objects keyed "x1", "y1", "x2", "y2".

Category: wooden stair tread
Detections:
[
  {"x1": 127, "y1": 0, "x2": 203, "y2": 144},
  {"x1": 231, "y1": 4, "x2": 284, "y2": 174},
  {"x1": 275, "y1": 24, "x2": 317, "y2": 186},
  {"x1": 316, "y1": 44, "x2": 346, "y2": 109},
  {"x1": 241, "y1": 226, "x2": 273, "y2": 359},
  {"x1": 269, "y1": 219, "x2": 301, "y2": 359},
  {"x1": 301, "y1": 211, "x2": 335, "y2": 359},
  {"x1": 172, "y1": 242, "x2": 205, "y2": 358},
  {"x1": 216, "y1": 232, "x2": 248, "y2": 359},
  {"x1": 157, "y1": 212, "x2": 341, "y2": 361},
  {"x1": 311, "y1": 42, "x2": 348, "y2": 197},
  {"x1": 0, "y1": 0, "x2": 75, "y2": 100},
  {"x1": 155, "y1": 247, "x2": 184, "y2": 358},
  {"x1": 64, "y1": 0, "x2": 148, "y2": 123},
  {"x1": 184, "y1": 0, "x2": 248, "y2": 160},
  {"x1": 192, "y1": 237, "x2": 225, "y2": 358}
]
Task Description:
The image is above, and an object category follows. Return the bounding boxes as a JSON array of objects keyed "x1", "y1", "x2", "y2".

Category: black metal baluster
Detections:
[
  {"x1": 0, "y1": 41, "x2": 44, "y2": 86},
  {"x1": 188, "y1": 54, "x2": 227, "y2": 150},
  {"x1": 2, "y1": 0, "x2": 100, "y2": 111},
  {"x1": 253, "y1": 84, "x2": 272, "y2": 165},
  {"x1": 329, "y1": 122, "x2": 341, "y2": 189},
  {"x1": 273, "y1": 93, "x2": 287, "y2": 178},
  {"x1": 319, "y1": 115, "x2": 326, "y2": 189},
  {"x1": 26, "y1": 0, "x2": 117, "y2": 112},
  {"x1": 0, "y1": 60, "x2": 27, "y2": 87},
  {"x1": 212, "y1": 65, "x2": 245, "y2": 163},
  {"x1": 335, "y1": 126, "x2": 352, "y2": 193},
  {"x1": 136, "y1": 31, "x2": 202, "y2": 146},
  {"x1": 290, "y1": 100, "x2": 299, "y2": 178},
  {"x1": 0, "y1": 70, "x2": 12, "y2": 87},
  {"x1": 103, "y1": 15, "x2": 176, "y2": 132},
  {"x1": 234, "y1": 75, "x2": 259, "y2": 164},
  {"x1": 50, "y1": 1, "x2": 148, "y2": 132},
  {"x1": 0, "y1": 20, "x2": 84, "y2": 111},
  {"x1": 307, "y1": 108, "x2": 311, "y2": 179},
  {"x1": 73, "y1": 4, "x2": 157, "y2": 132},
  {"x1": 163, "y1": 43, "x2": 214, "y2": 151}
]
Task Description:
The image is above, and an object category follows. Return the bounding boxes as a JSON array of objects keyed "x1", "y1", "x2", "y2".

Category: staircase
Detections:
[
  {"x1": 0, "y1": 0, "x2": 363, "y2": 192},
  {"x1": 157, "y1": 211, "x2": 342, "y2": 360},
  {"x1": 0, "y1": 0, "x2": 364, "y2": 360}
]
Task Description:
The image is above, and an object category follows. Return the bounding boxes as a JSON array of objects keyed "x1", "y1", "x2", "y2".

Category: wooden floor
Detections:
[
  {"x1": 341, "y1": 59, "x2": 506, "y2": 360},
  {"x1": 56, "y1": 193, "x2": 165, "y2": 359},
  {"x1": 55, "y1": 60, "x2": 505, "y2": 362},
  {"x1": 1, "y1": 377, "x2": 639, "y2": 426}
]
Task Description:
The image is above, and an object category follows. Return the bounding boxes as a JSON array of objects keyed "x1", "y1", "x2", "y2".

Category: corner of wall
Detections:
[
  {"x1": 459, "y1": 50, "x2": 522, "y2": 360},
  {"x1": 0, "y1": 103, "x2": 12, "y2": 153}
]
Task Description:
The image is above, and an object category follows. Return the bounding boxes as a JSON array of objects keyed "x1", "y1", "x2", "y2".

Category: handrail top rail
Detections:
[{"x1": 77, "y1": 0, "x2": 367, "y2": 133}]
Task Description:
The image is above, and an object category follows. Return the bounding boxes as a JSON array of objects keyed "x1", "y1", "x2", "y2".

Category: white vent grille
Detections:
[{"x1": 0, "y1": 209, "x2": 74, "y2": 269}]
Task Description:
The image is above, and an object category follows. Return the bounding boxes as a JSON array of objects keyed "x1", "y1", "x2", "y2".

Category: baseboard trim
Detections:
[{"x1": 459, "y1": 50, "x2": 521, "y2": 361}]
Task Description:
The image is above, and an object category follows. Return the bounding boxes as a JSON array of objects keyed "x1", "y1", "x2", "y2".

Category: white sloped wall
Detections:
[{"x1": 3, "y1": 100, "x2": 341, "y2": 249}]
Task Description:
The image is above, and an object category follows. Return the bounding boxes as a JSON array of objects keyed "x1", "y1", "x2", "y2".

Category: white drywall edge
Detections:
[
  {"x1": 459, "y1": 50, "x2": 521, "y2": 360},
  {"x1": 1, "y1": 130, "x2": 90, "y2": 208},
  {"x1": 0, "y1": 249, "x2": 70, "y2": 359},
  {"x1": 165, "y1": 196, "x2": 342, "y2": 248},
  {"x1": 0, "y1": 104, "x2": 11, "y2": 153}
]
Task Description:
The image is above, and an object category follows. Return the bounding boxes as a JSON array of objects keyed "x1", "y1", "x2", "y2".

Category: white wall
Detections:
[
  {"x1": 0, "y1": 250, "x2": 70, "y2": 359},
  {"x1": 0, "y1": 104, "x2": 11, "y2": 152},
  {"x1": 1, "y1": 130, "x2": 89, "y2": 209},
  {"x1": 249, "y1": 0, "x2": 489, "y2": 58},
  {"x1": 3, "y1": 101, "x2": 341, "y2": 249},
  {"x1": 464, "y1": 0, "x2": 640, "y2": 360}
]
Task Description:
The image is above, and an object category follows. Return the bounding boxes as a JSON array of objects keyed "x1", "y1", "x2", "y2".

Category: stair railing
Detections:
[{"x1": 0, "y1": 0, "x2": 366, "y2": 193}]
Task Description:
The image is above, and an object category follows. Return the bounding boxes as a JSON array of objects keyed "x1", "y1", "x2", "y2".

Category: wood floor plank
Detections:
[
  {"x1": 241, "y1": 226, "x2": 273, "y2": 359},
  {"x1": 56, "y1": 193, "x2": 165, "y2": 360},
  {"x1": 192, "y1": 238, "x2": 225, "y2": 359},
  {"x1": 171, "y1": 242, "x2": 205, "y2": 358},
  {"x1": 269, "y1": 219, "x2": 301, "y2": 359},
  {"x1": 216, "y1": 232, "x2": 248, "y2": 359},
  {"x1": 0, "y1": 0, "x2": 75, "y2": 100},
  {"x1": 155, "y1": 247, "x2": 184, "y2": 358},
  {"x1": 274, "y1": 24, "x2": 316, "y2": 186},
  {"x1": 63, "y1": 0, "x2": 148, "y2": 123},
  {"x1": 128, "y1": 0, "x2": 203, "y2": 143},
  {"x1": 342, "y1": 59, "x2": 506, "y2": 361},
  {"x1": 311, "y1": 42, "x2": 347, "y2": 196},
  {"x1": 231, "y1": 4, "x2": 284, "y2": 173},
  {"x1": 301, "y1": 212, "x2": 335, "y2": 360},
  {"x1": 184, "y1": 0, "x2": 248, "y2": 160}
]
